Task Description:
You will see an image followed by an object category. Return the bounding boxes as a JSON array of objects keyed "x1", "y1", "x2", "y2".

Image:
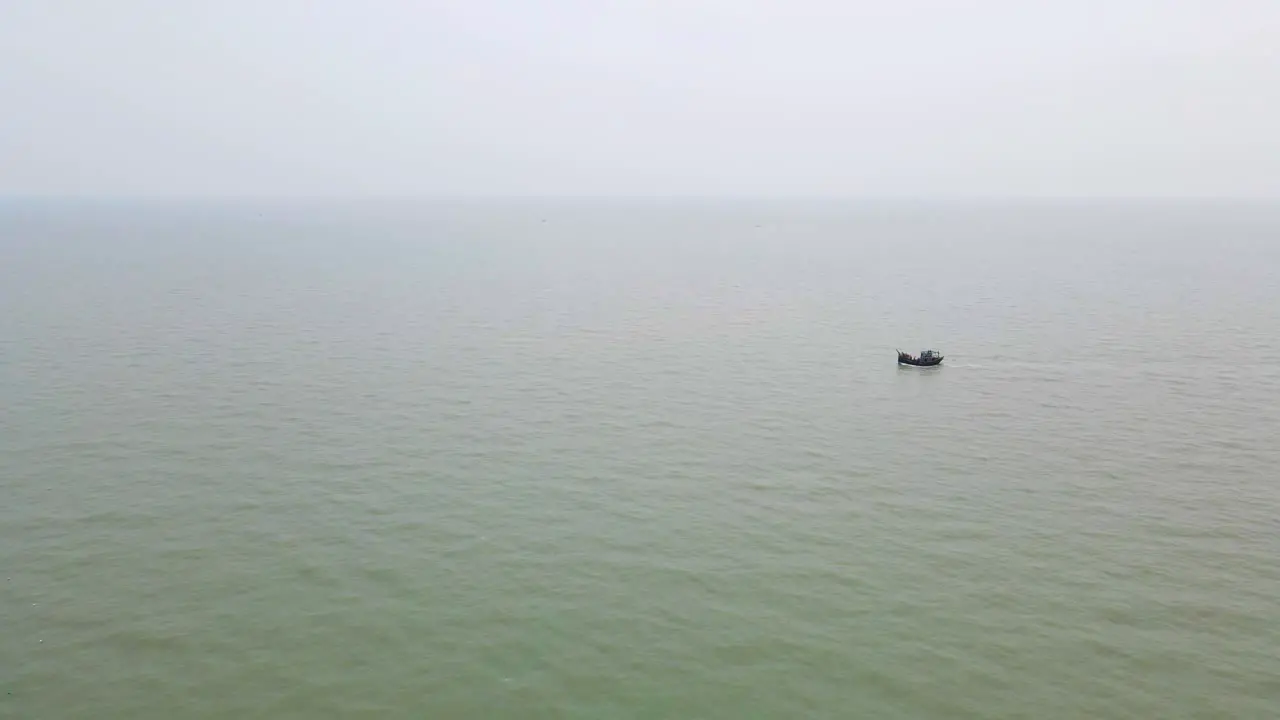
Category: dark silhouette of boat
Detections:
[{"x1": 897, "y1": 349, "x2": 943, "y2": 367}]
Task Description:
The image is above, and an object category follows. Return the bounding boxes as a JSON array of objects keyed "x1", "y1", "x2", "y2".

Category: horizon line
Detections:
[{"x1": 3, "y1": 193, "x2": 1279, "y2": 202}]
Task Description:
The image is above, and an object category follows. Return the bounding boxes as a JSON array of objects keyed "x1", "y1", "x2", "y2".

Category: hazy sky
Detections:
[{"x1": 3, "y1": 1, "x2": 1278, "y2": 197}]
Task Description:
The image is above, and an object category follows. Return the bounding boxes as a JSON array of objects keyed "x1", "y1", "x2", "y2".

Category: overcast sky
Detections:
[{"x1": 3, "y1": 1, "x2": 1278, "y2": 197}]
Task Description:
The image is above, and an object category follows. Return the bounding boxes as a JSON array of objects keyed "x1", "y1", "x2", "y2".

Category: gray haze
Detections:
[{"x1": 3, "y1": 1, "x2": 1279, "y2": 197}]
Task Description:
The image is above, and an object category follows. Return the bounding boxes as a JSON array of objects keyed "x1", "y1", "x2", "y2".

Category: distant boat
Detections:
[{"x1": 897, "y1": 349, "x2": 943, "y2": 367}]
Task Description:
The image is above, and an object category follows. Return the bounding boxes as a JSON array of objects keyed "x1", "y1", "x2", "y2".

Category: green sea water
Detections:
[{"x1": 2, "y1": 199, "x2": 1278, "y2": 718}]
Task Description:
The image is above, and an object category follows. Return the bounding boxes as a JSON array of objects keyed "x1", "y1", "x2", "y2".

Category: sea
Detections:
[{"x1": 2, "y1": 198, "x2": 1278, "y2": 719}]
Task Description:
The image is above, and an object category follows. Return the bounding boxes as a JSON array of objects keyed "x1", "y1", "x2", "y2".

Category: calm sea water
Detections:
[{"x1": 2, "y1": 199, "x2": 1278, "y2": 718}]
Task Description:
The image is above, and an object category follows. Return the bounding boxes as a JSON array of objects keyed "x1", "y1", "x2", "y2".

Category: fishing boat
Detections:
[{"x1": 897, "y1": 349, "x2": 943, "y2": 367}]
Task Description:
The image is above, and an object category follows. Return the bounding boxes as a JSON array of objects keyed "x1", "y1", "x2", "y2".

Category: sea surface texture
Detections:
[{"x1": 2, "y1": 199, "x2": 1278, "y2": 718}]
